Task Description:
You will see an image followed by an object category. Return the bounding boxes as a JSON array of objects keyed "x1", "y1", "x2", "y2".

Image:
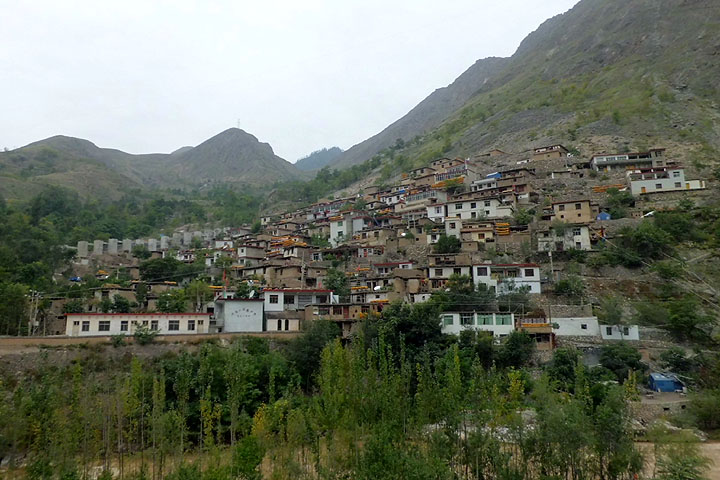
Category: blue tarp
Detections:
[{"x1": 649, "y1": 373, "x2": 683, "y2": 392}]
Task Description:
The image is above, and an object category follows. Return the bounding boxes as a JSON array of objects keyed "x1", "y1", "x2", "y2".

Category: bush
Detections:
[
  {"x1": 133, "y1": 325, "x2": 158, "y2": 346},
  {"x1": 110, "y1": 334, "x2": 127, "y2": 348},
  {"x1": 689, "y1": 389, "x2": 720, "y2": 430},
  {"x1": 554, "y1": 276, "x2": 585, "y2": 298},
  {"x1": 434, "y1": 234, "x2": 461, "y2": 254},
  {"x1": 600, "y1": 344, "x2": 646, "y2": 383}
]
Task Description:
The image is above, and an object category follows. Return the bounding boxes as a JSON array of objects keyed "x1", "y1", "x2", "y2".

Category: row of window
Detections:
[
  {"x1": 74, "y1": 319, "x2": 200, "y2": 332},
  {"x1": 453, "y1": 200, "x2": 494, "y2": 210},
  {"x1": 556, "y1": 203, "x2": 583, "y2": 211},
  {"x1": 442, "y1": 314, "x2": 513, "y2": 327}
]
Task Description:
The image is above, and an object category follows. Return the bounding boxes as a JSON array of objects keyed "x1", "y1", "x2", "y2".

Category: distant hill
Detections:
[
  {"x1": 0, "y1": 128, "x2": 305, "y2": 202},
  {"x1": 294, "y1": 147, "x2": 343, "y2": 171},
  {"x1": 168, "y1": 128, "x2": 303, "y2": 186},
  {"x1": 329, "y1": 0, "x2": 720, "y2": 171}
]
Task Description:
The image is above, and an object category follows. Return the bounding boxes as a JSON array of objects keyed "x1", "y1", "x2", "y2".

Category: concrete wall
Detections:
[
  {"x1": 600, "y1": 324, "x2": 640, "y2": 341},
  {"x1": 553, "y1": 317, "x2": 600, "y2": 336},
  {"x1": 218, "y1": 300, "x2": 264, "y2": 332},
  {"x1": 66, "y1": 313, "x2": 210, "y2": 336}
]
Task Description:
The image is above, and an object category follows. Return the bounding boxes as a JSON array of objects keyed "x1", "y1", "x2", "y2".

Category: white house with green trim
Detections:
[{"x1": 440, "y1": 312, "x2": 515, "y2": 337}]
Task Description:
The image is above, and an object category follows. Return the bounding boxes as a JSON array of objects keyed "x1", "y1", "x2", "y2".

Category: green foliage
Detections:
[
  {"x1": 140, "y1": 257, "x2": 196, "y2": 283},
  {"x1": 655, "y1": 440, "x2": 711, "y2": 480},
  {"x1": 554, "y1": 275, "x2": 585, "y2": 298},
  {"x1": 513, "y1": 208, "x2": 533, "y2": 225},
  {"x1": 547, "y1": 347, "x2": 582, "y2": 391},
  {"x1": 606, "y1": 188, "x2": 635, "y2": 219},
  {"x1": 433, "y1": 234, "x2": 461, "y2": 254},
  {"x1": 132, "y1": 244, "x2": 152, "y2": 260},
  {"x1": 285, "y1": 319, "x2": 340, "y2": 389},
  {"x1": 231, "y1": 435, "x2": 265, "y2": 480},
  {"x1": 111, "y1": 294, "x2": 131, "y2": 313},
  {"x1": 62, "y1": 298, "x2": 85, "y2": 314},
  {"x1": 599, "y1": 343, "x2": 646, "y2": 382},
  {"x1": 324, "y1": 268, "x2": 349, "y2": 298},
  {"x1": 496, "y1": 331, "x2": 536, "y2": 369},
  {"x1": 156, "y1": 289, "x2": 188, "y2": 313},
  {"x1": 689, "y1": 388, "x2": 720, "y2": 430},
  {"x1": 111, "y1": 334, "x2": 127, "y2": 347},
  {"x1": 133, "y1": 324, "x2": 158, "y2": 345}
]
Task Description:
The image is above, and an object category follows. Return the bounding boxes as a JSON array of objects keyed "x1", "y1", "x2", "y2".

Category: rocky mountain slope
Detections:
[
  {"x1": 330, "y1": 0, "x2": 720, "y2": 172},
  {"x1": 294, "y1": 146, "x2": 344, "y2": 171},
  {"x1": 0, "y1": 128, "x2": 304, "y2": 202}
]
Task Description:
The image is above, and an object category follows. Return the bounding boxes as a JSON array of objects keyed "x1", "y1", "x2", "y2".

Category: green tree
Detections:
[
  {"x1": 185, "y1": 280, "x2": 213, "y2": 312},
  {"x1": 111, "y1": 295, "x2": 131, "y2": 313},
  {"x1": 62, "y1": 299, "x2": 85, "y2": 314},
  {"x1": 496, "y1": 331, "x2": 535, "y2": 368},
  {"x1": 324, "y1": 268, "x2": 349, "y2": 298},
  {"x1": 600, "y1": 344, "x2": 646, "y2": 382},
  {"x1": 156, "y1": 290, "x2": 188, "y2": 313},
  {"x1": 286, "y1": 319, "x2": 340, "y2": 389},
  {"x1": 434, "y1": 234, "x2": 461, "y2": 254},
  {"x1": 132, "y1": 244, "x2": 152, "y2": 260}
]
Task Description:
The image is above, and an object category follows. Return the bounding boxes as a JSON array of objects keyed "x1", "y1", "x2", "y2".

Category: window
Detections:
[
  {"x1": 558, "y1": 204, "x2": 565, "y2": 211},
  {"x1": 435, "y1": 269, "x2": 443, "y2": 276},
  {"x1": 606, "y1": 327, "x2": 613, "y2": 335},
  {"x1": 120, "y1": 320, "x2": 128, "y2": 331},
  {"x1": 470, "y1": 202, "x2": 477, "y2": 209},
  {"x1": 674, "y1": 182, "x2": 681, "y2": 188},
  {"x1": 478, "y1": 314, "x2": 493, "y2": 325},
  {"x1": 484, "y1": 201, "x2": 491, "y2": 207},
  {"x1": 435, "y1": 207, "x2": 441, "y2": 213},
  {"x1": 284, "y1": 294, "x2": 295, "y2": 305},
  {"x1": 672, "y1": 171, "x2": 680, "y2": 178},
  {"x1": 461, "y1": 313, "x2": 474, "y2": 326},
  {"x1": 142, "y1": 320, "x2": 148, "y2": 326},
  {"x1": 277, "y1": 320, "x2": 282, "y2": 331},
  {"x1": 169, "y1": 320, "x2": 180, "y2": 331},
  {"x1": 656, "y1": 183, "x2": 662, "y2": 189},
  {"x1": 198, "y1": 320, "x2": 204, "y2": 325},
  {"x1": 269, "y1": 295, "x2": 279, "y2": 304},
  {"x1": 82, "y1": 321, "x2": 90, "y2": 332},
  {"x1": 188, "y1": 320, "x2": 195, "y2": 331},
  {"x1": 453, "y1": 268, "x2": 461, "y2": 275},
  {"x1": 449, "y1": 222, "x2": 456, "y2": 229},
  {"x1": 443, "y1": 315, "x2": 454, "y2": 326},
  {"x1": 285, "y1": 319, "x2": 290, "y2": 331},
  {"x1": 496, "y1": 314, "x2": 512, "y2": 325},
  {"x1": 477, "y1": 267, "x2": 488, "y2": 276},
  {"x1": 98, "y1": 321, "x2": 110, "y2": 332},
  {"x1": 485, "y1": 210, "x2": 490, "y2": 216},
  {"x1": 572, "y1": 228, "x2": 582, "y2": 236},
  {"x1": 455, "y1": 203, "x2": 463, "y2": 210},
  {"x1": 524, "y1": 269, "x2": 535, "y2": 277},
  {"x1": 581, "y1": 324, "x2": 587, "y2": 330},
  {"x1": 151, "y1": 320, "x2": 159, "y2": 330},
  {"x1": 623, "y1": 327, "x2": 630, "y2": 336},
  {"x1": 575, "y1": 203, "x2": 581, "y2": 210},
  {"x1": 337, "y1": 221, "x2": 343, "y2": 227}
]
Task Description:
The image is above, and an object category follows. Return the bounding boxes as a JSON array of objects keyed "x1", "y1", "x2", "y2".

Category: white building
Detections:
[
  {"x1": 329, "y1": 215, "x2": 353, "y2": 246},
  {"x1": 446, "y1": 196, "x2": 514, "y2": 220},
  {"x1": 600, "y1": 324, "x2": 640, "y2": 341},
  {"x1": 552, "y1": 317, "x2": 600, "y2": 336},
  {"x1": 427, "y1": 204, "x2": 447, "y2": 223},
  {"x1": 214, "y1": 298, "x2": 265, "y2": 332},
  {"x1": 263, "y1": 289, "x2": 333, "y2": 312},
  {"x1": 440, "y1": 312, "x2": 515, "y2": 337},
  {"x1": 537, "y1": 225, "x2": 592, "y2": 252},
  {"x1": 65, "y1": 313, "x2": 210, "y2": 336},
  {"x1": 473, "y1": 263, "x2": 542, "y2": 294},
  {"x1": 591, "y1": 148, "x2": 666, "y2": 172},
  {"x1": 628, "y1": 167, "x2": 706, "y2": 195}
]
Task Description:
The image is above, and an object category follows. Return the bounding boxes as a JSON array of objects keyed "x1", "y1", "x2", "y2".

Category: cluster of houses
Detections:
[{"x1": 57, "y1": 145, "x2": 708, "y2": 349}]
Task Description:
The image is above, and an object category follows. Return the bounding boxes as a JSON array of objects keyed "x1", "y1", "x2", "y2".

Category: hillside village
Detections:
[{"x1": 45, "y1": 144, "x2": 713, "y2": 359}]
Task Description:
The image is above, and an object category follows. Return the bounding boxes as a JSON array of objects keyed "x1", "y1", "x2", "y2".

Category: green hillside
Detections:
[{"x1": 331, "y1": 0, "x2": 720, "y2": 174}]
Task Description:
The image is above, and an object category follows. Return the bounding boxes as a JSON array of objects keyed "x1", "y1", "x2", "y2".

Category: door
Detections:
[{"x1": 641, "y1": 186, "x2": 646, "y2": 194}]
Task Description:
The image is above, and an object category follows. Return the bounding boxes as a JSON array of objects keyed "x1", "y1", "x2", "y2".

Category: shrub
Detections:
[
  {"x1": 133, "y1": 325, "x2": 158, "y2": 346},
  {"x1": 111, "y1": 334, "x2": 127, "y2": 348}
]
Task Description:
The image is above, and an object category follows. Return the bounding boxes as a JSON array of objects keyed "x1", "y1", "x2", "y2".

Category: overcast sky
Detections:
[{"x1": 1, "y1": 0, "x2": 579, "y2": 161}]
